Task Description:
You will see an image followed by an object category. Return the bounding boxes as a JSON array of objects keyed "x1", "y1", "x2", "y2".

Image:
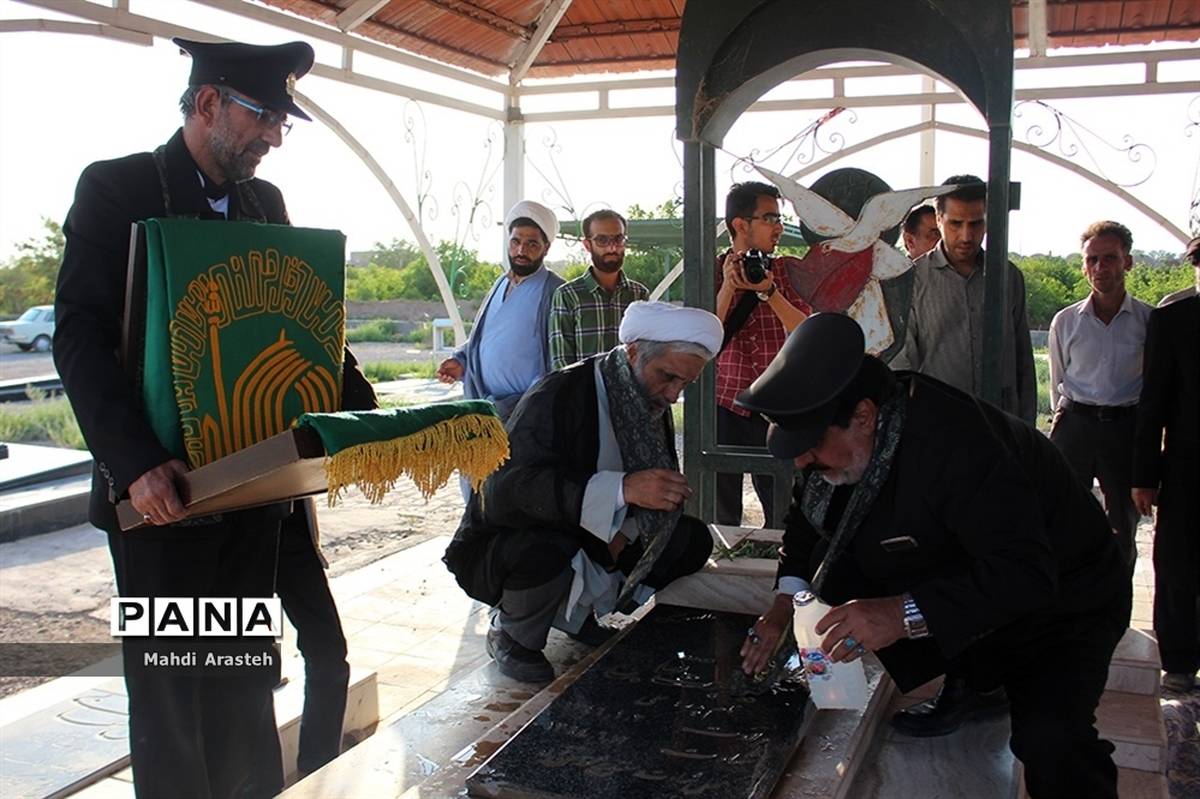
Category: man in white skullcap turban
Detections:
[
  {"x1": 444, "y1": 301, "x2": 721, "y2": 683},
  {"x1": 436, "y1": 200, "x2": 565, "y2": 421}
]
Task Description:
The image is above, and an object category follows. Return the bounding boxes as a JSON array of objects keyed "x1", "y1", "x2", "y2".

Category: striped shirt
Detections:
[
  {"x1": 548, "y1": 268, "x2": 649, "y2": 369},
  {"x1": 891, "y1": 244, "x2": 1037, "y2": 422}
]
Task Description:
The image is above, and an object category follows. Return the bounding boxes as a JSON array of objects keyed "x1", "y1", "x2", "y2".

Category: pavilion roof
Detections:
[{"x1": 255, "y1": 0, "x2": 1200, "y2": 79}]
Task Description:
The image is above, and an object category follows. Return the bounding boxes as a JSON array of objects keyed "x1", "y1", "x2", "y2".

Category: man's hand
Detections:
[
  {"x1": 741, "y1": 594, "x2": 793, "y2": 674},
  {"x1": 815, "y1": 596, "x2": 907, "y2": 663},
  {"x1": 622, "y1": 469, "x2": 692, "y2": 511},
  {"x1": 1132, "y1": 487, "x2": 1158, "y2": 517},
  {"x1": 128, "y1": 459, "x2": 190, "y2": 527},
  {"x1": 608, "y1": 532, "x2": 628, "y2": 562},
  {"x1": 436, "y1": 357, "x2": 463, "y2": 384}
]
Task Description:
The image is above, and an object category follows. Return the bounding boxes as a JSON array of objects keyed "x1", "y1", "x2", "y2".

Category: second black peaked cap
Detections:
[
  {"x1": 174, "y1": 37, "x2": 314, "y2": 121},
  {"x1": 735, "y1": 313, "x2": 867, "y2": 458}
]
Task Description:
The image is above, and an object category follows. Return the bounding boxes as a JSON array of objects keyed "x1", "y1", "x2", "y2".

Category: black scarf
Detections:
[
  {"x1": 598, "y1": 347, "x2": 681, "y2": 605},
  {"x1": 801, "y1": 385, "x2": 908, "y2": 596}
]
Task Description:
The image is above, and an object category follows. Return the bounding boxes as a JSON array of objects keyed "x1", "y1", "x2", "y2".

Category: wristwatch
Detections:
[
  {"x1": 901, "y1": 592, "x2": 930, "y2": 639},
  {"x1": 755, "y1": 284, "x2": 776, "y2": 302}
]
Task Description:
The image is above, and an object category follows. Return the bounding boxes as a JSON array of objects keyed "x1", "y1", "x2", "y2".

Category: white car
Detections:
[{"x1": 0, "y1": 305, "x2": 55, "y2": 352}]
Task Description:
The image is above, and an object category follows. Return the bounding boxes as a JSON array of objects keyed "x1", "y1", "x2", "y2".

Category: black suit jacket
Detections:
[
  {"x1": 1133, "y1": 295, "x2": 1199, "y2": 490},
  {"x1": 779, "y1": 374, "x2": 1126, "y2": 691},
  {"x1": 444, "y1": 356, "x2": 677, "y2": 601},
  {"x1": 55, "y1": 128, "x2": 374, "y2": 532}
]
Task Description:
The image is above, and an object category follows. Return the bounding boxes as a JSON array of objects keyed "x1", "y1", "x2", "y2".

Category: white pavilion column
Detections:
[{"x1": 919, "y1": 76, "x2": 936, "y2": 185}]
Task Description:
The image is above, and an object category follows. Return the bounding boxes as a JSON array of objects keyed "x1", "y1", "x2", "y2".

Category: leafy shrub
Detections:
[
  {"x1": 0, "y1": 393, "x2": 86, "y2": 449},
  {"x1": 346, "y1": 319, "x2": 400, "y2": 342},
  {"x1": 361, "y1": 361, "x2": 437, "y2": 382}
]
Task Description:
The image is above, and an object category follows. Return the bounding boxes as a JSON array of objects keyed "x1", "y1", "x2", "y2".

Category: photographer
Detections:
[{"x1": 714, "y1": 182, "x2": 810, "y2": 526}]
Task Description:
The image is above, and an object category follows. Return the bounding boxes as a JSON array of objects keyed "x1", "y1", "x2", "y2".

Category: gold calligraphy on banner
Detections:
[{"x1": 170, "y1": 248, "x2": 343, "y2": 467}]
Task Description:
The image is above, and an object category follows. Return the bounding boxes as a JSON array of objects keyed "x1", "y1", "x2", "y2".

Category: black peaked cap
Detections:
[
  {"x1": 735, "y1": 313, "x2": 867, "y2": 458},
  {"x1": 174, "y1": 37, "x2": 314, "y2": 121}
]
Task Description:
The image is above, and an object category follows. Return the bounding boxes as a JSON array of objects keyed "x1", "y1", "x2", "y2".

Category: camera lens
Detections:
[{"x1": 743, "y1": 249, "x2": 768, "y2": 283}]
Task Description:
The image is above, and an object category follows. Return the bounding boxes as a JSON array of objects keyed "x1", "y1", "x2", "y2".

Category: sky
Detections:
[{"x1": 1, "y1": 0, "x2": 1198, "y2": 274}]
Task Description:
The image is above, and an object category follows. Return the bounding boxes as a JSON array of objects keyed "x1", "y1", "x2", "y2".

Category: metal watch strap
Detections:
[
  {"x1": 755, "y1": 284, "x2": 776, "y2": 302},
  {"x1": 902, "y1": 592, "x2": 930, "y2": 639}
]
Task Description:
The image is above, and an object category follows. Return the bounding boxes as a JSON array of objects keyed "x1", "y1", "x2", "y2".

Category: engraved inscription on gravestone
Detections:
[{"x1": 467, "y1": 604, "x2": 811, "y2": 799}]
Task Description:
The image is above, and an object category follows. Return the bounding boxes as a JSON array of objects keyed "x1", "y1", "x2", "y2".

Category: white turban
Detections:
[
  {"x1": 618, "y1": 301, "x2": 723, "y2": 358},
  {"x1": 504, "y1": 200, "x2": 558, "y2": 268}
]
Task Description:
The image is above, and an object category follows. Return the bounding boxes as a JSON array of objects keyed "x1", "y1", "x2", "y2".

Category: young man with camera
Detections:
[{"x1": 713, "y1": 181, "x2": 810, "y2": 527}]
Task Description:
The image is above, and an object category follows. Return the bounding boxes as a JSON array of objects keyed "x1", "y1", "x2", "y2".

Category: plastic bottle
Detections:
[{"x1": 792, "y1": 590, "x2": 869, "y2": 710}]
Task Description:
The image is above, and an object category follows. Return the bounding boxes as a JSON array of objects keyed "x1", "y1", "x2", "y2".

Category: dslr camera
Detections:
[{"x1": 741, "y1": 249, "x2": 772, "y2": 284}]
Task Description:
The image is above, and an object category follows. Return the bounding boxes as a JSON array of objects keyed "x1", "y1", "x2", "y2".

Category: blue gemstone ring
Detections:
[{"x1": 843, "y1": 636, "x2": 858, "y2": 650}]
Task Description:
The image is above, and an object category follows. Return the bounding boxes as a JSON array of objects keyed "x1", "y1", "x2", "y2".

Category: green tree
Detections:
[
  {"x1": 345, "y1": 264, "x2": 407, "y2": 301},
  {"x1": 1126, "y1": 264, "x2": 1194, "y2": 306},
  {"x1": 347, "y1": 240, "x2": 501, "y2": 302},
  {"x1": 1013, "y1": 252, "x2": 1193, "y2": 326},
  {"x1": 626, "y1": 198, "x2": 682, "y2": 220},
  {"x1": 0, "y1": 218, "x2": 63, "y2": 316},
  {"x1": 361, "y1": 238, "x2": 421, "y2": 269}
]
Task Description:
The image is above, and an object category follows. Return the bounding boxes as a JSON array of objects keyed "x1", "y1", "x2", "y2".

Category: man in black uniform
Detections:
[
  {"x1": 54, "y1": 39, "x2": 373, "y2": 797},
  {"x1": 737, "y1": 314, "x2": 1130, "y2": 799},
  {"x1": 1132, "y1": 249, "x2": 1199, "y2": 693}
]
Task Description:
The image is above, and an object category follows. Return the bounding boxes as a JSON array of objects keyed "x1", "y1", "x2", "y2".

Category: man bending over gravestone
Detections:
[
  {"x1": 737, "y1": 314, "x2": 1130, "y2": 799},
  {"x1": 443, "y1": 301, "x2": 719, "y2": 682}
]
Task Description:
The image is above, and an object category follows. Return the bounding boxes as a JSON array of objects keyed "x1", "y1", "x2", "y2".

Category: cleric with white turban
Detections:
[
  {"x1": 618, "y1": 300, "x2": 723, "y2": 357},
  {"x1": 503, "y1": 199, "x2": 558, "y2": 270},
  {"x1": 438, "y1": 199, "x2": 566, "y2": 423},
  {"x1": 444, "y1": 299, "x2": 719, "y2": 684}
]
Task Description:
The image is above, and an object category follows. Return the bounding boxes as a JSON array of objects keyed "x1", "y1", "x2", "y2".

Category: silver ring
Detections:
[
  {"x1": 746, "y1": 627, "x2": 761, "y2": 644},
  {"x1": 143, "y1": 513, "x2": 152, "y2": 523}
]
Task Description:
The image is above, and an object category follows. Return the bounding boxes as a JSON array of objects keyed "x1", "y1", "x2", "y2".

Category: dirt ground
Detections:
[{"x1": 0, "y1": 477, "x2": 469, "y2": 699}]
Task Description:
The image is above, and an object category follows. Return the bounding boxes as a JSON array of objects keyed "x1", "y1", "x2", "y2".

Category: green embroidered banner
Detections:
[{"x1": 140, "y1": 218, "x2": 346, "y2": 468}]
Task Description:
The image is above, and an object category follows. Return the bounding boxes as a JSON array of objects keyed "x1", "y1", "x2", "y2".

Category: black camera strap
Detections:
[{"x1": 719, "y1": 291, "x2": 761, "y2": 354}]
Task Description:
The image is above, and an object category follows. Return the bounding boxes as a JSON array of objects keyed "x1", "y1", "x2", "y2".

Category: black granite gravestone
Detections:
[{"x1": 466, "y1": 604, "x2": 811, "y2": 799}]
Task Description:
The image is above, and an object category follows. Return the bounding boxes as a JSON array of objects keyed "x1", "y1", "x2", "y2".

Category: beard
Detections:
[
  {"x1": 630, "y1": 357, "x2": 670, "y2": 415},
  {"x1": 510, "y1": 254, "x2": 544, "y2": 277},
  {"x1": 815, "y1": 436, "x2": 872, "y2": 486},
  {"x1": 209, "y1": 115, "x2": 268, "y2": 183},
  {"x1": 591, "y1": 251, "x2": 624, "y2": 274}
]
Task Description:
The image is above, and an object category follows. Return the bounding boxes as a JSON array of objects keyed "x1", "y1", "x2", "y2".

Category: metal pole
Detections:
[
  {"x1": 682, "y1": 140, "x2": 716, "y2": 520},
  {"x1": 981, "y1": 122, "x2": 1013, "y2": 406}
]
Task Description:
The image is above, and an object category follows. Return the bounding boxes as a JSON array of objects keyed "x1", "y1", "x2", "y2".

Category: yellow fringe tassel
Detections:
[{"x1": 321, "y1": 413, "x2": 509, "y2": 506}]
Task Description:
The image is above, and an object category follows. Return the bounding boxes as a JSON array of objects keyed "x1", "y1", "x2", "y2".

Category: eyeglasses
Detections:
[
  {"x1": 745, "y1": 213, "x2": 784, "y2": 226},
  {"x1": 221, "y1": 90, "x2": 293, "y2": 136},
  {"x1": 588, "y1": 234, "x2": 627, "y2": 248}
]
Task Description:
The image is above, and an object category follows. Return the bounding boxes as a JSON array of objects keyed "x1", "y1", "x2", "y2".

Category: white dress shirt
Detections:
[{"x1": 1048, "y1": 291, "x2": 1153, "y2": 410}]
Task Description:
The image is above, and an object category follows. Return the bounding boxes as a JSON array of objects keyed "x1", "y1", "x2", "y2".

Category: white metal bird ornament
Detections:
[{"x1": 755, "y1": 165, "x2": 959, "y2": 353}]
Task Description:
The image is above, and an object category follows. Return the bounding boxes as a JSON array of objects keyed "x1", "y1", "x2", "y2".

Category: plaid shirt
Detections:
[
  {"x1": 548, "y1": 268, "x2": 649, "y2": 369},
  {"x1": 716, "y1": 253, "x2": 811, "y2": 416}
]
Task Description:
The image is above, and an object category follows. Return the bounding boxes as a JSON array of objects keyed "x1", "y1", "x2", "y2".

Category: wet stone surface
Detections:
[{"x1": 466, "y1": 604, "x2": 810, "y2": 799}]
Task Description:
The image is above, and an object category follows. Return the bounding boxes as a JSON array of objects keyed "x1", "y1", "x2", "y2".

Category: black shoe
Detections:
[
  {"x1": 486, "y1": 626, "x2": 555, "y2": 684},
  {"x1": 566, "y1": 616, "x2": 617, "y2": 647},
  {"x1": 890, "y1": 676, "x2": 1009, "y2": 737}
]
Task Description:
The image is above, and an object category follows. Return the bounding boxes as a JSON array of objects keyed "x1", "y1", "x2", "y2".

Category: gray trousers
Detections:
[{"x1": 1049, "y1": 408, "x2": 1139, "y2": 569}]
